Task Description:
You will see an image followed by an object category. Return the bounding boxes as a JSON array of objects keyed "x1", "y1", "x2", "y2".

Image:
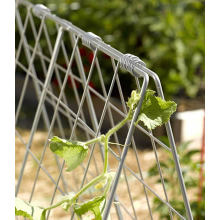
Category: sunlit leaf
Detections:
[
  {"x1": 15, "y1": 197, "x2": 46, "y2": 220},
  {"x1": 127, "y1": 90, "x2": 177, "y2": 130},
  {"x1": 126, "y1": 90, "x2": 141, "y2": 113},
  {"x1": 49, "y1": 136, "x2": 88, "y2": 171},
  {"x1": 74, "y1": 196, "x2": 105, "y2": 220},
  {"x1": 136, "y1": 90, "x2": 177, "y2": 130}
]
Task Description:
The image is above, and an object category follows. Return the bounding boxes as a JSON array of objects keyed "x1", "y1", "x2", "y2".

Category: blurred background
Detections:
[
  {"x1": 15, "y1": 0, "x2": 205, "y2": 219},
  {"x1": 18, "y1": 0, "x2": 205, "y2": 100}
]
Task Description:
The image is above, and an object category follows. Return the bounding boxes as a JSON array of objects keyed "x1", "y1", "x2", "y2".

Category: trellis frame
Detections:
[{"x1": 15, "y1": 0, "x2": 193, "y2": 219}]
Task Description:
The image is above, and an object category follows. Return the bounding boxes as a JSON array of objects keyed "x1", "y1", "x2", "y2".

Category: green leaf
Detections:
[
  {"x1": 49, "y1": 136, "x2": 88, "y2": 171},
  {"x1": 74, "y1": 196, "x2": 105, "y2": 220},
  {"x1": 15, "y1": 197, "x2": 46, "y2": 220},
  {"x1": 136, "y1": 90, "x2": 177, "y2": 130},
  {"x1": 126, "y1": 90, "x2": 141, "y2": 112}
]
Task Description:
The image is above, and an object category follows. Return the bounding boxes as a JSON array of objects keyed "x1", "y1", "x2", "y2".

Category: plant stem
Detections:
[
  {"x1": 103, "y1": 138, "x2": 109, "y2": 174},
  {"x1": 46, "y1": 111, "x2": 132, "y2": 211},
  {"x1": 73, "y1": 111, "x2": 132, "y2": 201},
  {"x1": 105, "y1": 112, "x2": 131, "y2": 138},
  {"x1": 74, "y1": 174, "x2": 104, "y2": 199},
  {"x1": 103, "y1": 176, "x2": 113, "y2": 196},
  {"x1": 103, "y1": 111, "x2": 132, "y2": 173},
  {"x1": 108, "y1": 142, "x2": 125, "y2": 147},
  {"x1": 44, "y1": 174, "x2": 105, "y2": 212},
  {"x1": 44, "y1": 199, "x2": 69, "y2": 211},
  {"x1": 84, "y1": 136, "x2": 103, "y2": 146}
]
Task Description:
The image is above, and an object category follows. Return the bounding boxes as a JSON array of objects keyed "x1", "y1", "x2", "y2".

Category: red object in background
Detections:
[
  {"x1": 67, "y1": 75, "x2": 80, "y2": 88},
  {"x1": 79, "y1": 48, "x2": 87, "y2": 57},
  {"x1": 88, "y1": 81, "x2": 95, "y2": 89},
  {"x1": 62, "y1": 63, "x2": 67, "y2": 69},
  {"x1": 103, "y1": 53, "x2": 110, "y2": 59},
  {"x1": 84, "y1": 65, "x2": 90, "y2": 73},
  {"x1": 87, "y1": 52, "x2": 94, "y2": 63},
  {"x1": 52, "y1": 47, "x2": 98, "y2": 92},
  {"x1": 198, "y1": 115, "x2": 205, "y2": 202},
  {"x1": 52, "y1": 77, "x2": 59, "y2": 87}
]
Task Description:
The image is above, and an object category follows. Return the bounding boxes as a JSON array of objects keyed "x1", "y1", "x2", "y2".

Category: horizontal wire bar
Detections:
[{"x1": 17, "y1": 0, "x2": 163, "y2": 81}]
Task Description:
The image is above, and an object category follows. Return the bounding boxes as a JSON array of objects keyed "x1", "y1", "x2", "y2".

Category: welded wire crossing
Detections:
[{"x1": 15, "y1": 0, "x2": 193, "y2": 219}]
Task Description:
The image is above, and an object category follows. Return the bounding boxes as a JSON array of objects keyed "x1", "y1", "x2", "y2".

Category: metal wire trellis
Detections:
[{"x1": 15, "y1": 0, "x2": 193, "y2": 219}]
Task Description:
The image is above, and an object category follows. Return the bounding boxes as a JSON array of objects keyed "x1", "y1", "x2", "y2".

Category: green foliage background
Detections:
[
  {"x1": 22, "y1": 0, "x2": 204, "y2": 99},
  {"x1": 148, "y1": 140, "x2": 205, "y2": 219}
]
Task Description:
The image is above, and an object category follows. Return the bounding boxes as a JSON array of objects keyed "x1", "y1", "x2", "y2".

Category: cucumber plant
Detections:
[{"x1": 15, "y1": 89, "x2": 177, "y2": 220}]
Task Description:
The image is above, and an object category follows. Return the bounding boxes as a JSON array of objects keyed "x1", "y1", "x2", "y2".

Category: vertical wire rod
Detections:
[
  {"x1": 15, "y1": 9, "x2": 45, "y2": 124},
  {"x1": 49, "y1": 48, "x2": 98, "y2": 219},
  {"x1": 15, "y1": 6, "x2": 30, "y2": 70},
  {"x1": 69, "y1": 48, "x2": 98, "y2": 139},
  {"x1": 114, "y1": 72, "x2": 153, "y2": 219},
  {"x1": 15, "y1": 27, "x2": 64, "y2": 196},
  {"x1": 15, "y1": 8, "x2": 51, "y2": 144},
  {"x1": 71, "y1": 60, "x2": 121, "y2": 220},
  {"x1": 42, "y1": 38, "x2": 80, "y2": 215},
  {"x1": 70, "y1": 35, "x2": 106, "y2": 168},
  {"x1": 110, "y1": 60, "x2": 139, "y2": 219},
  {"x1": 28, "y1": 36, "x2": 79, "y2": 202},
  {"x1": 57, "y1": 32, "x2": 98, "y2": 183},
  {"x1": 48, "y1": 47, "x2": 100, "y2": 220},
  {"x1": 153, "y1": 77, "x2": 193, "y2": 220},
  {"x1": 69, "y1": 35, "x2": 100, "y2": 134},
  {"x1": 15, "y1": 8, "x2": 51, "y2": 150},
  {"x1": 149, "y1": 130, "x2": 173, "y2": 219},
  {"x1": 94, "y1": 59, "x2": 123, "y2": 219},
  {"x1": 166, "y1": 121, "x2": 193, "y2": 220},
  {"x1": 28, "y1": 16, "x2": 69, "y2": 193},
  {"x1": 103, "y1": 73, "x2": 149, "y2": 219},
  {"x1": 78, "y1": 61, "x2": 120, "y2": 190}
]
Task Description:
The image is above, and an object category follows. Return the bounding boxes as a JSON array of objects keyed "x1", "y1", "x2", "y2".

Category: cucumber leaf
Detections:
[
  {"x1": 127, "y1": 90, "x2": 177, "y2": 130},
  {"x1": 126, "y1": 90, "x2": 141, "y2": 112},
  {"x1": 137, "y1": 90, "x2": 177, "y2": 130},
  {"x1": 49, "y1": 136, "x2": 88, "y2": 171},
  {"x1": 74, "y1": 196, "x2": 105, "y2": 220},
  {"x1": 15, "y1": 197, "x2": 46, "y2": 220}
]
